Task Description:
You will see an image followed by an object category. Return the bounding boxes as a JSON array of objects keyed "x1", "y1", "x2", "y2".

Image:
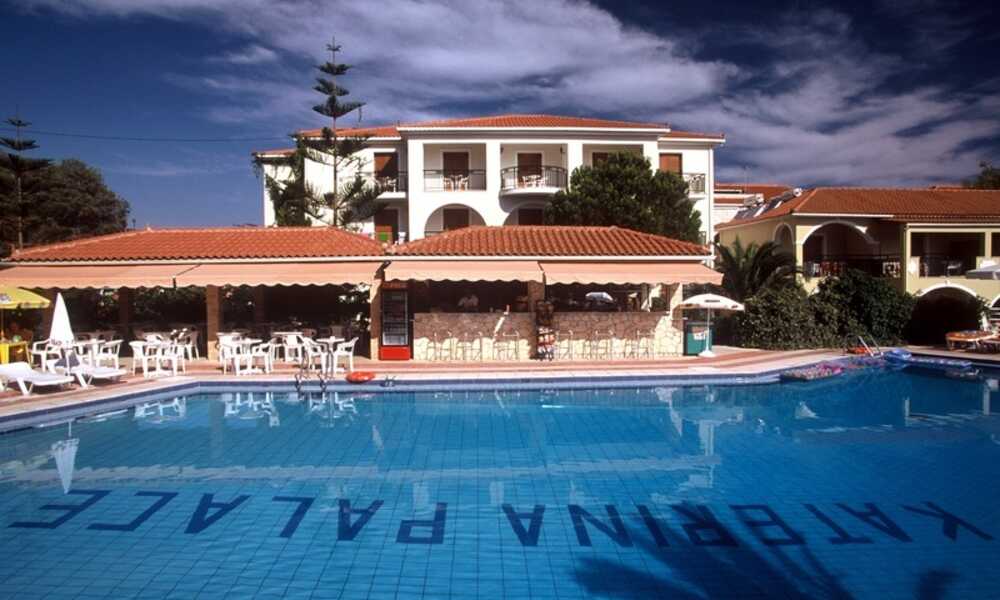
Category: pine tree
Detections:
[
  {"x1": 0, "y1": 116, "x2": 51, "y2": 249},
  {"x1": 255, "y1": 37, "x2": 380, "y2": 227}
]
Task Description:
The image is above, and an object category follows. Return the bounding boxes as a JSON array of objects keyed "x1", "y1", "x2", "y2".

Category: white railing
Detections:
[{"x1": 684, "y1": 173, "x2": 706, "y2": 194}]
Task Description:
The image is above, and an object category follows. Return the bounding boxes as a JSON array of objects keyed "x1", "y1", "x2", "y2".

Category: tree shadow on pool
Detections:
[{"x1": 572, "y1": 514, "x2": 956, "y2": 599}]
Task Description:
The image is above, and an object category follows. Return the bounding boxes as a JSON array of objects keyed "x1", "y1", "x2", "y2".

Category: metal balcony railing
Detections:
[
  {"x1": 423, "y1": 170, "x2": 487, "y2": 192},
  {"x1": 916, "y1": 255, "x2": 977, "y2": 277},
  {"x1": 802, "y1": 255, "x2": 903, "y2": 279},
  {"x1": 684, "y1": 173, "x2": 706, "y2": 194},
  {"x1": 357, "y1": 171, "x2": 407, "y2": 193},
  {"x1": 500, "y1": 166, "x2": 567, "y2": 191}
]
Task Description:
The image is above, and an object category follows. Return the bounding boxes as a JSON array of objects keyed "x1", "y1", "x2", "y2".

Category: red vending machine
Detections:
[{"x1": 379, "y1": 283, "x2": 411, "y2": 360}]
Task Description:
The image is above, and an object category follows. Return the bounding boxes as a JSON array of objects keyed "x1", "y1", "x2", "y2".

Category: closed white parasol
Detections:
[
  {"x1": 677, "y1": 293, "x2": 745, "y2": 358},
  {"x1": 48, "y1": 293, "x2": 75, "y2": 345}
]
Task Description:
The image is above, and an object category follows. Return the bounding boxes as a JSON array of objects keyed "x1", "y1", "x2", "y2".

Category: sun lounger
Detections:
[
  {"x1": 0, "y1": 362, "x2": 75, "y2": 397},
  {"x1": 69, "y1": 365, "x2": 128, "y2": 388},
  {"x1": 945, "y1": 330, "x2": 997, "y2": 351}
]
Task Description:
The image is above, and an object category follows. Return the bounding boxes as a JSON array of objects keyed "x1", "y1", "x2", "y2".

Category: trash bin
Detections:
[{"x1": 684, "y1": 321, "x2": 712, "y2": 356}]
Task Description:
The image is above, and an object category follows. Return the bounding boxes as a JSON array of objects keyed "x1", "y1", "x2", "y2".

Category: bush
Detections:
[
  {"x1": 736, "y1": 287, "x2": 825, "y2": 349},
  {"x1": 812, "y1": 269, "x2": 915, "y2": 345},
  {"x1": 734, "y1": 270, "x2": 915, "y2": 349}
]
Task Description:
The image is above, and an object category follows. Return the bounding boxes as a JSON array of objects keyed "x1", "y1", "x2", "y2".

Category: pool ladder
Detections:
[
  {"x1": 857, "y1": 335, "x2": 883, "y2": 357},
  {"x1": 294, "y1": 366, "x2": 328, "y2": 394}
]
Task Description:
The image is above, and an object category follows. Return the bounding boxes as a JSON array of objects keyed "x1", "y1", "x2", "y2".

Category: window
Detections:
[
  {"x1": 374, "y1": 208, "x2": 398, "y2": 243},
  {"x1": 659, "y1": 153, "x2": 682, "y2": 174}
]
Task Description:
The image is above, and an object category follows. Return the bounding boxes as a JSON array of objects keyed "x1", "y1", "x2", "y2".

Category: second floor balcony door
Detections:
[
  {"x1": 374, "y1": 153, "x2": 399, "y2": 191},
  {"x1": 659, "y1": 153, "x2": 682, "y2": 174},
  {"x1": 443, "y1": 152, "x2": 470, "y2": 191},
  {"x1": 517, "y1": 153, "x2": 542, "y2": 187}
]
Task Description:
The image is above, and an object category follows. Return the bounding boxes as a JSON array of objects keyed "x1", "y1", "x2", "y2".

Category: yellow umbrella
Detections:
[{"x1": 0, "y1": 286, "x2": 51, "y2": 340}]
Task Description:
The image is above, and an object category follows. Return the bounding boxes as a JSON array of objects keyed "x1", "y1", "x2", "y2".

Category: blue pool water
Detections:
[{"x1": 0, "y1": 367, "x2": 998, "y2": 599}]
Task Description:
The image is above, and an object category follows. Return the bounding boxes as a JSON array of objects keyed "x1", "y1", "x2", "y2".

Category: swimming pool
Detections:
[{"x1": 0, "y1": 367, "x2": 997, "y2": 599}]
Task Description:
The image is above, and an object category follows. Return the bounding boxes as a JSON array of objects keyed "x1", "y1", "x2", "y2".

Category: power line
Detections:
[{"x1": 0, "y1": 126, "x2": 290, "y2": 143}]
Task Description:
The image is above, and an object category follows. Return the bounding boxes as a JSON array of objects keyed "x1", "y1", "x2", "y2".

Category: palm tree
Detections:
[{"x1": 716, "y1": 237, "x2": 797, "y2": 300}]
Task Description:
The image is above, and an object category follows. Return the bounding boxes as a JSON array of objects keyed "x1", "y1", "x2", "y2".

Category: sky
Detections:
[{"x1": 1, "y1": 0, "x2": 998, "y2": 228}]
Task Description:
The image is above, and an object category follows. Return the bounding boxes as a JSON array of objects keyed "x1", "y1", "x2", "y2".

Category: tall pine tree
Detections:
[
  {"x1": 256, "y1": 38, "x2": 380, "y2": 227},
  {"x1": 0, "y1": 116, "x2": 51, "y2": 249}
]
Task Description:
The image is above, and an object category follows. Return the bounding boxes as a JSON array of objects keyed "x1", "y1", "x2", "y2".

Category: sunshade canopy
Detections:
[
  {"x1": 966, "y1": 264, "x2": 1000, "y2": 280},
  {"x1": 540, "y1": 261, "x2": 722, "y2": 285},
  {"x1": 0, "y1": 262, "x2": 381, "y2": 289},
  {"x1": 384, "y1": 260, "x2": 544, "y2": 282},
  {"x1": 0, "y1": 286, "x2": 51, "y2": 309},
  {"x1": 678, "y1": 293, "x2": 745, "y2": 311},
  {"x1": 173, "y1": 262, "x2": 381, "y2": 287}
]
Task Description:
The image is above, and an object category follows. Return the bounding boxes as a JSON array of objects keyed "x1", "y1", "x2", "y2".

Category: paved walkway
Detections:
[{"x1": 0, "y1": 346, "x2": 843, "y2": 421}]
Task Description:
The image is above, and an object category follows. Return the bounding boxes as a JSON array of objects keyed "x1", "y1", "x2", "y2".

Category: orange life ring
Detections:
[
  {"x1": 346, "y1": 371, "x2": 376, "y2": 384},
  {"x1": 847, "y1": 346, "x2": 868, "y2": 355}
]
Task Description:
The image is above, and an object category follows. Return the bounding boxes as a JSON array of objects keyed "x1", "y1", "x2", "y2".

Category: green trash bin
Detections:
[{"x1": 684, "y1": 321, "x2": 712, "y2": 356}]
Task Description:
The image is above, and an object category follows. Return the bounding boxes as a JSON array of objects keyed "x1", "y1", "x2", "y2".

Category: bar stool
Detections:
[
  {"x1": 427, "y1": 330, "x2": 456, "y2": 362},
  {"x1": 589, "y1": 329, "x2": 614, "y2": 361},
  {"x1": 455, "y1": 331, "x2": 483, "y2": 362},
  {"x1": 492, "y1": 330, "x2": 520, "y2": 361},
  {"x1": 554, "y1": 330, "x2": 574, "y2": 360},
  {"x1": 627, "y1": 329, "x2": 656, "y2": 359}
]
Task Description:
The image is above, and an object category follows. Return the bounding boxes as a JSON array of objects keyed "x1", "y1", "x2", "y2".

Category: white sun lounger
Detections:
[
  {"x1": 69, "y1": 365, "x2": 128, "y2": 388},
  {"x1": 0, "y1": 362, "x2": 75, "y2": 397}
]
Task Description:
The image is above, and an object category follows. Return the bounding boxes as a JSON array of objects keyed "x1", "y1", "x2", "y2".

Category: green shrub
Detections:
[
  {"x1": 813, "y1": 269, "x2": 915, "y2": 345},
  {"x1": 736, "y1": 287, "x2": 824, "y2": 349},
  {"x1": 734, "y1": 270, "x2": 915, "y2": 349}
]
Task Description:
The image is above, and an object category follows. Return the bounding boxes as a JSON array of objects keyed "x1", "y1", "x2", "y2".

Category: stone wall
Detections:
[{"x1": 413, "y1": 312, "x2": 535, "y2": 361}]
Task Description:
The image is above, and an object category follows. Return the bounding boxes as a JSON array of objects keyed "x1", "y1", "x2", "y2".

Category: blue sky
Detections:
[{"x1": 2, "y1": 0, "x2": 998, "y2": 227}]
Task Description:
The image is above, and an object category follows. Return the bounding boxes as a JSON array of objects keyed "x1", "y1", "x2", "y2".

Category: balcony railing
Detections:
[
  {"x1": 500, "y1": 166, "x2": 567, "y2": 191},
  {"x1": 684, "y1": 173, "x2": 706, "y2": 194},
  {"x1": 803, "y1": 255, "x2": 902, "y2": 279},
  {"x1": 357, "y1": 171, "x2": 407, "y2": 193},
  {"x1": 915, "y1": 254, "x2": 977, "y2": 277},
  {"x1": 423, "y1": 170, "x2": 487, "y2": 192}
]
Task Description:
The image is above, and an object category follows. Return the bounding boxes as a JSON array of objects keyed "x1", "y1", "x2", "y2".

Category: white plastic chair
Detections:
[
  {"x1": 178, "y1": 330, "x2": 199, "y2": 360},
  {"x1": 301, "y1": 339, "x2": 328, "y2": 372},
  {"x1": 248, "y1": 342, "x2": 275, "y2": 374},
  {"x1": 332, "y1": 337, "x2": 358, "y2": 375},
  {"x1": 129, "y1": 341, "x2": 154, "y2": 378},
  {"x1": 31, "y1": 340, "x2": 61, "y2": 372},
  {"x1": 96, "y1": 340, "x2": 123, "y2": 369},
  {"x1": 282, "y1": 334, "x2": 304, "y2": 363}
]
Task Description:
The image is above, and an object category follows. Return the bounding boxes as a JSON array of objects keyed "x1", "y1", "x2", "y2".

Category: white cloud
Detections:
[
  {"x1": 14, "y1": 0, "x2": 999, "y2": 186},
  {"x1": 209, "y1": 44, "x2": 278, "y2": 65}
]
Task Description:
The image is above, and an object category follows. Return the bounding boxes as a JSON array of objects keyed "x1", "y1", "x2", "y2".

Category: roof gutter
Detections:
[{"x1": 2, "y1": 254, "x2": 715, "y2": 267}]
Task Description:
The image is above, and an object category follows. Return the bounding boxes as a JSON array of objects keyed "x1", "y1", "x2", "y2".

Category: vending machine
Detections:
[{"x1": 379, "y1": 283, "x2": 411, "y2": 360}]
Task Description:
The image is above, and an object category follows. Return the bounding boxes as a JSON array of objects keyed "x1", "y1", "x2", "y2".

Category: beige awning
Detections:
[
  {"x1": 0, "y1": 264, "x2": 187, "y2": 289},
  {"x1": 540, "y1": 261, "x2": 722, "y2": 285},
  {"x1": 385, "y1": 260, "x2": 544, "y2": 282},
  {"x1": 174, "y1": 262, "x2": 381, "y2": 287}
]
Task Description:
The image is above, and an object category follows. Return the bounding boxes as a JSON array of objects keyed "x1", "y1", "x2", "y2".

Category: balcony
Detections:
[
  {"x1": 423, "y1": 170, "x2": 487, "y2": 192},
  {"x1": 912, "y1": 255, "x2": 977, "y2": 277},
  {"x1": 500, "y1": 166, "x2": 567, "y2": 193},
  {"x1": 684, "y1": 173, "x2": 706, "y2": 194},
  {"x1": 803, "y1": 255, "x2": 903, "y2": 279},
  {"x1": 357, "y1": 171, "x2": 407, "y2": 194}
]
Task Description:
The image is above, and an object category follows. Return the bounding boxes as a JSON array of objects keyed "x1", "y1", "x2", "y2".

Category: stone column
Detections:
[
  {"x1": 117, "y1": 287, "x2": 133, "y2": 340},
  {"x1": 206, "y1": 285, "x2": 222, "y2": 361},
  {"x1": 526, "y1": 280, "x2": 545, "y2": 308},
  {"x1": 369, "y1": 278, "x2": 382, "y2": 360}
]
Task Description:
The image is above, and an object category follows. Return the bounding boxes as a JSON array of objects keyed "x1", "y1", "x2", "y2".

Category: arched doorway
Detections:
[
  {"x1": 801, "y1": 222, "x2": 877, "y2": 278},
  {"x1": 424, "y1": 204, "x2": 486, "y2": 236},
  {"x1": 906, "y1": 286, "x2": 984, "y2": 344},
  {"x1": 503, "y1": 204, "x2": 546, "y2": 226}
]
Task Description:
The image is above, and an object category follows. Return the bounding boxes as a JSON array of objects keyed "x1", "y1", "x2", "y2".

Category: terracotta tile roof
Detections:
[
  {"x1": 297, "y1": 124, "x2": 402, "y2": 138},
  {"x1": 9, "y1": 227, "x2": 384, "y2": 262},
  {"x1": 295, "y1": 114, "x2": 682, "y2": 138},
  {"x1": 389, "y1": 226, "x2": 708, "y2": 257},
  {"x1": 718, "y1": 187, "x2": 1000, "y2": 229},
  {"x1": 714, "y1": 183, "x2": 792, "y2": 204},
  {"x1": 252, "y1": 147, "x2": 296, "y2": 157},
  {"x1": 396, "y1": 114, "x2": 669, "y2": 130},
  {"x1": 661, "y1": 129, "x2": 726, "y2": 140}
]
